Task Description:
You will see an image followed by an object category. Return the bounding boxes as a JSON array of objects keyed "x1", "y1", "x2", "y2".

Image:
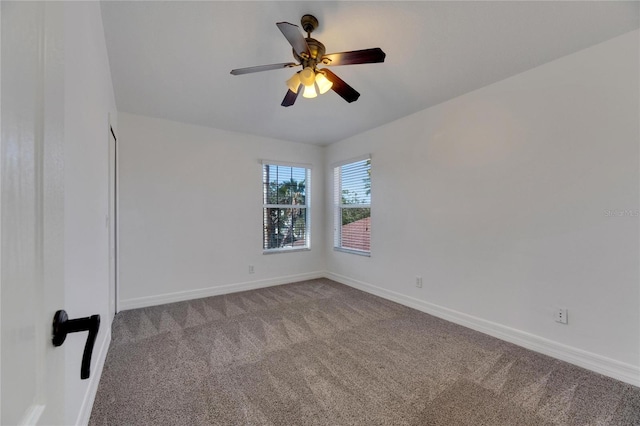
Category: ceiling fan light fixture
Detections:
[
  {"x1": 286, "y1": 73, "x2": 301, "y2": 93},
  {"x1": 315, "y1": 72, "x2": 333, "y2": 94},
  {"x1": 302, "y1": 84, "x2": 318, "y2": 99},
  {"x1": 231, "y1": 15, "x2": 386, "y2": 107},
  {"x1": 299, "y1": 67, "x2": 316, "y2": 87}
]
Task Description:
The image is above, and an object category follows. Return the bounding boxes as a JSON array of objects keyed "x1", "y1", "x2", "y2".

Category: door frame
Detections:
[{"x1": 108, "y1": 122, "x2": 119, "y2": 317}]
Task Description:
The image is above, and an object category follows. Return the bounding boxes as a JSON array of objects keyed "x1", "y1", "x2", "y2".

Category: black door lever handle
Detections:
[{"x1": 52, "y1": 310, "x2": 100, "y2": 380}]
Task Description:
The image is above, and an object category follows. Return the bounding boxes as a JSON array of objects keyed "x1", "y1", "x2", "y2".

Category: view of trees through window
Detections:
[
  {"x1": 263, "y1": 164, "x2": 309, "y2": 250},
  {"x1": 335, "y1": 158, "x2": 371, "y2": 253}
]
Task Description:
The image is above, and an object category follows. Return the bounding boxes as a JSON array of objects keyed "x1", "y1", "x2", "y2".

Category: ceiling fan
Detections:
[{"x1": 230, "y1": 14, "x2": 386, "y2": 107}]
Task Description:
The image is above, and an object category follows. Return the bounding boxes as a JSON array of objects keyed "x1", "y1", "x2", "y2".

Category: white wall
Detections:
[
  {"x1": 118, "y1": 113, "x2": 326, "y2": 308},
  {"x1": 63, "y1": 2, "x2": 117, "y2": 424},
  {"x1": 325, "y1": 30, "x2": 639, "y2": 385}
]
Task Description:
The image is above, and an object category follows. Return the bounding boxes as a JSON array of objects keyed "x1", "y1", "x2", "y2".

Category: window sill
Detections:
[
  {"x1": 333, "y1": 247, "x2": 371, "y2": 257},
  {"x1": 263, "y1": 247, "x2": 311, "y2": 255}
]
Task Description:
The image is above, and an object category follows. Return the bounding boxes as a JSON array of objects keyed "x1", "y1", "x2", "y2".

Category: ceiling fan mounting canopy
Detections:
[
  {"x1": 300, "y1": 14, "x2": 319, "y2": 35},
  {"x1": 230, "y1": 14, "x2": 386, "y2": 107}
]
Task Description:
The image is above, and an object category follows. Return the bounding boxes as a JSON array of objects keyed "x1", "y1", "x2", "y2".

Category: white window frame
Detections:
[
  {"x1": 262, "y1": 161, "x2": 311, "y2": 254},
  {"x1": 333, "y1": 155, "x2": 371, "y2": 256}
]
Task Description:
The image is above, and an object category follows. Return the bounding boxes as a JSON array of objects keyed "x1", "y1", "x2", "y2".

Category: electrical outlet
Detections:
[
  {"x1": 248, "y1": 265, "x2": 255, "y2": 274},
  {"x1": 555, "y1": 307, "x2": 568, "y2": 324},
  {"x1": 416, "y1": 276, "x2": 423, "y2": 288}
]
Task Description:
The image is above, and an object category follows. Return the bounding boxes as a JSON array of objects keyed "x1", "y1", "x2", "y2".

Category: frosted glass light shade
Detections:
[
  {"x1": 315, "y1": 72, "x2": 333, "y2": 94},
  {"x1": 299, "y1": 67, "x2": 316, "y2": 86},
  {"x1": 302, "y1": 84, "x2": 318, "y2": 98},
  {"x1": 286, "y1": 73, "x2": 301, "y2": 93}
]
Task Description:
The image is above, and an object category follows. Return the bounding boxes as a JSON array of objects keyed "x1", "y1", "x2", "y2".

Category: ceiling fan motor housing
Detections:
[{"x1": 293, "y1": 38, "x2": 326, "y2": 69}]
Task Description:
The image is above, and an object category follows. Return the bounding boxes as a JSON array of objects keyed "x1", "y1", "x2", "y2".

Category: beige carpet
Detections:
[{"x1": 90, "y1": 279, "x2": 640, "y2": 425}]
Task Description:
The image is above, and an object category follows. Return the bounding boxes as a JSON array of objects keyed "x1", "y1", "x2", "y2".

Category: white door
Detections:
[
  {"x1": 1, "y1": 2, "x2": 66, "y2": 424},
  {"x1": 108, "y1": 127, "x2": 117, "y2": 318}
]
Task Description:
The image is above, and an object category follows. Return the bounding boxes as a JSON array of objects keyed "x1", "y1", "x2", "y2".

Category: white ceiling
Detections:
[{"x1": 100, "y1": 1, "x2": 639, "y2": 145}]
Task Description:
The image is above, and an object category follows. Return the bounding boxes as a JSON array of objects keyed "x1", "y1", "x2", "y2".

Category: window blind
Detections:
[
  {"x1": 263, "y1": 164, "x2": 310, "y2": 251},
  {"x1": 334, "y1": 158, "x2": 371, "y2": 255}
]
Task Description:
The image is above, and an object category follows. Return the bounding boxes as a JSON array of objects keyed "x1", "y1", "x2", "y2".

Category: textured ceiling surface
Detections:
[{"x1": 100, "y1": 1, "x2": 639, "y2": 145}]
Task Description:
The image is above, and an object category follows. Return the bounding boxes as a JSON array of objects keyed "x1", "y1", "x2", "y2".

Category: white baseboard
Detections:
[
  {"x1": 325, "y1": 271, "x2": 640, "y2": 388},
  {"x1": 118, "y1": 271, "x2": 326, "y2": 311},
  {"x1": 75, "y1": 326, "x2": 111, "y2": 426}
]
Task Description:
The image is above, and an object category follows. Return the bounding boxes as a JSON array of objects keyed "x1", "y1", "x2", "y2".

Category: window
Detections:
[
  {"x1": 263, "y1": 163, "x2": 310, "y2": 252},
  {"x1": 334, "y1": 157, "x2": 371, "y2": 255}
]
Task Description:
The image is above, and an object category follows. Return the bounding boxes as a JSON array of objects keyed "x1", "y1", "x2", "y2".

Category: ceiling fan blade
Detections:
[
  {"x1": 322, "y1": 48, "x2": 386, "y2": 66},
  {"x1": 321, "y1": 69, "x2": 360, "y2": 103},
  {"x1": 230, "y1": 62, "x2": 298, "y2": 75},
  {"x1": 276, "y1": 22, "x2": 310, "y2": 57},
  {"x1": 281, "y1": 88, "x2": 299, "y2": 107}
]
